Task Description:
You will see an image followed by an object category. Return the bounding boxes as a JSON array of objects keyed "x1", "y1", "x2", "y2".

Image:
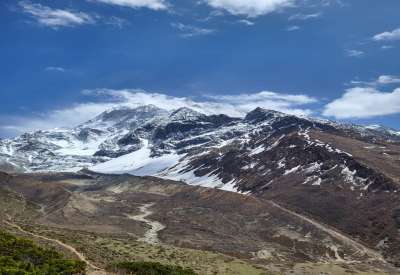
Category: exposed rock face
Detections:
[
  {"x1": 1, "y1": 105, "x2": 400, "y2": 264},
  {"x1": 1, "y1": 105, "x2": 398, "y2": 174},
  {"x1": 94, "y1": 132, "x2": 142, "y2": 158}
]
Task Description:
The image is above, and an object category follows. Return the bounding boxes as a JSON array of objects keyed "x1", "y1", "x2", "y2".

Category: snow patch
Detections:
[
  {"x1": 242, "y1": 162, "x2": 258, "y2": 170},
  {"x1": 304, "y1": 162, "x2": 322, "y2": 174},
  {"x1": 277, "y1": 158, "x2": 286, "y2": 169},
  {"x1": 265, "y1": 135, "x2": 285, "y2": 151},
  {"x1": 90, "y1": 139, "x2": 181, "y2": 176},
  {"x1": 304, "y1": 175, "x2": 322, "y2": 186},
  {"x1": 219, "y1": 179, "x2": 239, "y2": 192},
  {"x1": 341, "y1": 166, "x2": 367, "y2": 187},
  {"x1": 284, "y1": 165, "x2": 300, "y2": 175},
  {"x1": 249, "y1": 145, "x2": 265, "y2": 156}
]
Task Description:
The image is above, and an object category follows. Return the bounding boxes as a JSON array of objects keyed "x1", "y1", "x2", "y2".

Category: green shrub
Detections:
[
  {"x1": 109, "y1": 261, "x2": 198, "y2": 275},
  {"x1": 0, "y1": 231, "x2": 86, "y2": 274}
]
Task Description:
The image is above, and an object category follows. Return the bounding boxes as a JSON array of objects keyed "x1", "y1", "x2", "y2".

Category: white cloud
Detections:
[
  {"x1": 88, "y1": 0, "x2": 168, "y2": 10},
  {"x1": 321, "y1": 0, "x2": 346, "y2": 7},
  {"x1": 238, "y1": 19, "x2": 255, "y2": 26},
  {"x1": 381, "y1": 45, "x2": 394, "y2": 50},
  {"x1": 105, "y1": 16, "x2": 130, "y2": 28},
  {"x1": 323, "y1": 87, "x2": 400, "y2": 119},
  {"x1": 288, "y1": 12, "x2": 321, "y2": 21},
  {"x1": 171, "y1": 23, "x2": 216, "y2": 37},
  {"x1": 45, "y1": 66, "x2": 66, "y2": 72},
  {"x1": 286, "y1": 25, "x2": 300, "y2": 31},
  {"x1": 204, "y1": 90, "x2": 316, "y2": 117},
  {"x1": 0, "y1": 101, "x2": 117, "y2": 137},
  {"x1": 346, "y1": 49, "x2": 364, "y2": 58},
  {"x1": 373, "y1": 28, "x2": 400, "y2": 42},
  {"x1": 377, "y1": 75, "x2": 400, "y2": 85},
  {"x1": 0, "y1": 89, "x2": 317, "y2": 136},
  {"x1": 19, "y1": 1, "x2": 95, "y2": 28},
  {"x1": 87, "y1": 89, "x2": 317, "y2": 117},
  {"x1": 348, "y1": 75, "x2": 400, "y2": 87},
  {"x1": 197, "y1": 10, "x2": 225, "y2": 22},
  {"x1": 203, "y1": 0, "x2": 295, "y2": 17}
]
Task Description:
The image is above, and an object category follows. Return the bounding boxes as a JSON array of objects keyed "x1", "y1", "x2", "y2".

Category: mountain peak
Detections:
[
  {"x1": 169, "y1": 107, "x2": 205, "y2": 121},
  {"x1": 80, "y1": 105, "x2": 169, "y2": 130},
  {"x1": 244, "y1": 107, "x2": 285, "y2": 123},
  {"x1": 100, "y1": 105, "x2": 165, "y2": 120}
]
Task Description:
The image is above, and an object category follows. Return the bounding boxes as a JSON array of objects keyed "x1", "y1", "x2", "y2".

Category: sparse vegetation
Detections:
[
  {"x1": 0, "y1": 231, "x2": 86, "y2": 274},
  {"x1": 109, "y1": 261, "x2": 197, "y2": 275}
]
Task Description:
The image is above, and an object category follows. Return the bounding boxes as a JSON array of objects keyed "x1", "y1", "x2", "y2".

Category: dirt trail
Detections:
[
  {"x1": 268, "y1": 200, "x2": 385, "y2": 262},
  {"x1": 126, "y1": 203, "x2": 165, "y2": 244},
  {"x1": 4, "y1": 218, "x2": 107, "y2": 274}
]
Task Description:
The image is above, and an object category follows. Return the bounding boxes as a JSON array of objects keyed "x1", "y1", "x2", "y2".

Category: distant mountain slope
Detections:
[
  {"x1": 1, "y1": 105, "x2": 400, "y2": 265},
  {"x1": 1, "y1": 105, "x2": 399, "y2": 180}
]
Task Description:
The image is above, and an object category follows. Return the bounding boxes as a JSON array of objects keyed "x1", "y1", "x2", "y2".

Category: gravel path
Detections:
[{"x1": 126, "y1": 203, "x2": 165, "y2": 244}]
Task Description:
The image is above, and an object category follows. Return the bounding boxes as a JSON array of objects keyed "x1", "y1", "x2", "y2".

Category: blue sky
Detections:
[{"x1": 1, "y1": 0, "x2": 400, "y2": 137}]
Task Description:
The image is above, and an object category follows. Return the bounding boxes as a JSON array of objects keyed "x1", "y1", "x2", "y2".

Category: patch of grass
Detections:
[
  {"x1": 109, "y1": 261, "x2": 197, "y2": 275},
  {"x1": 23, "y1": 226, "x2": 273, "y2": 275},
  {"x1": 0, "y1": 231, "x2": 86, "y2": 274}
]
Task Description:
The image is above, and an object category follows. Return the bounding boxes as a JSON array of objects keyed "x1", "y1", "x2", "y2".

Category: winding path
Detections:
[
  {"x1": 4, "y1": 218, "x2": 106, "y2": 274},
  {"x1": 126, "y1": 203, "x2": 165, "y2": 244},
  {"x1": 268, "y1": 200, "x2": 385, "y2": 262}
]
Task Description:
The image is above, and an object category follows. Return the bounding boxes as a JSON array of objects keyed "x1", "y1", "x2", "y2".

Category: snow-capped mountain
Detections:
[
  {"x1": 365, "y1": 124, "x2": 400, "y2": 137},
  {"x1": 1, "y1": 105, "x2": 399, "y2": 190},
  {"x1": 0, "y1": 104, "x2": 399, "y2": 199},
  {"x1": 2, "y1": 105, "x2": 400, "y2": 263}
]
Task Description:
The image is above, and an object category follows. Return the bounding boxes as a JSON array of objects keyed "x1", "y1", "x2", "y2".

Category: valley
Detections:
[
  {"x1": 1, "y1": 106, "x2": 400, "y2": 274},
  {"x1": 0, "y1": 170, "x2": 398, "y2": 274}
]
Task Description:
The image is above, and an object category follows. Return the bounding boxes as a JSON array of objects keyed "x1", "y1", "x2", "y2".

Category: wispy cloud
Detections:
[
  {"x1": 19, "y1": 1, "x2": 95, "y2": 28},
  {"x1": 373, "y1": 28, "x2": 400, "y2": 42},
  {"x1": 197, "y1": 10, "x2": 225, "y2": 22},
  {"x1": 0, "y1": 89, "x2": 317, "y2": 136},
  {"x1": 89, "y1": 89, "x2": 317, "y2": 118},
  {"x1": 104, "y1": 16, "x2": 130, "y2": 28},
  {"x1": 381, "y1": 45, "x2": 394, "y2": 50},
  {"x1": 238, "y1": 19, "x2": 255, "y2": 26},
  {"x1": 376, "y1": 75, "x2": 400, "y2": 85},
  {"x1": 171, "y1": 23, "x2": 216, "y2": 38},
  {"x1": 346, "y1": 49, "x2": 364, "y2": 58},
  {"x1": 203, "y1": 0, "x2": 295, "y2": 17},
  {"x1": 204, "y1": 90, "x2": 317, "y2": 117},
  {"x1": 323, "y1": 87, "x2": 400, "y2": 119},
  {"x1": 88, "y1": 0, "x2": 169, "y2": 10},
  {"x1": 349, "y1": 75, "x2": 400, "y2": 87},
  {"x1": 288, "y1": 12, "x2": 322, "y2": 21},
  {"x1": 320, "y1": 0, "x2": 347, "y2": 7},
  {"x1": 0, "y1": 101, "x2": 116, "y2": 137},
  {"x1": 286, "y1": 25, "x2": 300, "y2": 31},
  {"x1": 45, "y1": 66, "x2": 67, "y2": 73}
]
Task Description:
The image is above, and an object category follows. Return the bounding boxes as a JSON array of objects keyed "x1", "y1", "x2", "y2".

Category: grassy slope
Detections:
[
  {"x1": 23, "y1": 225, "x2": 272, "y2": 275},
  {"x1": 0, "y1": 230, "x2": 86, "y2": 274}
]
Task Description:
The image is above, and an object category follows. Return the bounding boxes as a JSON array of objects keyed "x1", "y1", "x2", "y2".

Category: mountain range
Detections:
[{"x1": 1, "y1": 105, "x2": 400, "y2": 273}]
